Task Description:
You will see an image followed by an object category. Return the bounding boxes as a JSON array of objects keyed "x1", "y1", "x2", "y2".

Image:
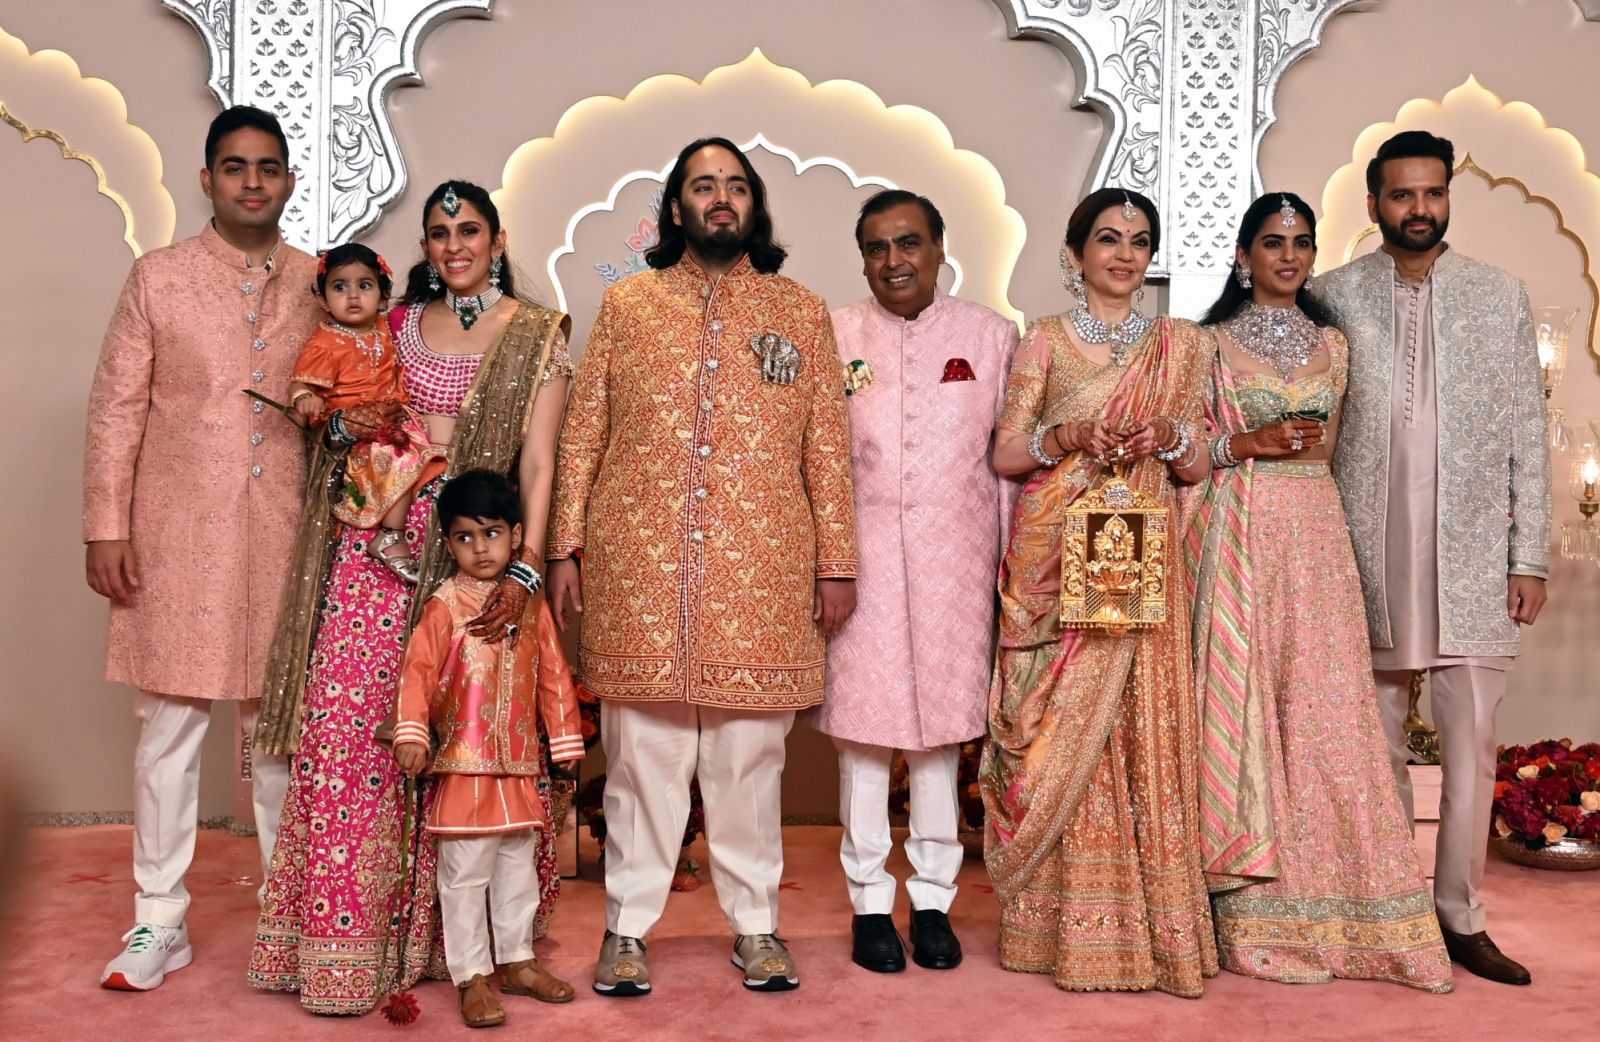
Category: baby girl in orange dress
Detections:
[{"x1": 290, "y1": 243, "x2": 445, "y2": 582}]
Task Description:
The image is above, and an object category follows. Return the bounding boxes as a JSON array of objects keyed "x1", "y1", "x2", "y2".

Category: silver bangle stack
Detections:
[
  {"x1": 326, "y1": 411, "x2": 358, "y2": 447},
  {"x1": 1210, "y1": 433, "x2": 1240, "y2": 469},
  {"x1": 1154, "y1": 421, "x2": 1191, "y2": 463},
  {"x1": 1029, "y1": 424, "x2": 1066, "y2": 468},
  {"x1": 505, "y1": 560, "x2": 544, "y2": 594}
]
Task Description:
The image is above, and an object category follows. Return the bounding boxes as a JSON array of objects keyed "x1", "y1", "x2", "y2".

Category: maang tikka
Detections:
[
  {"x1": 1279, "y1": 194, "x2": 1296, "y2": 228},
  {"x1": 1122, "y1": 192, "x2": 1138, "y2": 222},
  {"x1": 441, "y1": 183, "x2": 462, "y2": 218}
]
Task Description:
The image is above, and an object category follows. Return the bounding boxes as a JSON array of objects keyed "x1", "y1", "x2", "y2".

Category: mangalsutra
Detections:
[
  {"x1": 444, "y1": 286, "x2": 503, "y2": 331},
  {"x1": 329, "y1": 320, "x2": 384, "y2": 365},
  {"x1": 1222, "y1": 302, "x2": 1320, "y2": 381},
  {"x1": 1070, "y1": 306, "x2": 1152, "y2": 366}
]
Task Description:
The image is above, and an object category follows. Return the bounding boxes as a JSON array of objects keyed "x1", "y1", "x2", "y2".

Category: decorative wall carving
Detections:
[
  {"x1": 162, "y1": 0, "x2": 492, "y2": 251},
  {"x1": 990, "y1": 0, "x2": 1370, "y2": 312}
]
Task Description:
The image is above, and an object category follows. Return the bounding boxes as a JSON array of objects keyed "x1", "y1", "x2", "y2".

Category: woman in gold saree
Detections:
[{"x1": 982, "y1": 188, "x2": 1218, "y2": 997}]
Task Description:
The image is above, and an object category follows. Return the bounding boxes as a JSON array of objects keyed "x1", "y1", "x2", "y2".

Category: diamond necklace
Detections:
[
  {"x1": 1221, "y1": 302, "x2": 1321, "y2": 381},
  {"x1": 327, "y1": 320, "x2": 384, "y2": 365},
  {"x1": 444, "y1": 286, "x2": 503, "y2": 331},
  {"x1": 1069, "y1": 306, "x2": 1152, "y2": 366}
]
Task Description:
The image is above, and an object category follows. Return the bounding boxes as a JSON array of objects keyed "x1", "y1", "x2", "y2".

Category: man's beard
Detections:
[
  {"x1": 1377, "y1": 210, "x2": 1448, "y2": 253},
  {"x1": 685, "y1": 209, "x2": 750, "y2": 265}
]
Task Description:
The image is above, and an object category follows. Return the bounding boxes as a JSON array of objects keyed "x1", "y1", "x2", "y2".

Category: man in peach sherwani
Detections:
[
  {"x1": 84, "y1": 106, "x2": 320, "y2": 992},
  {"x1": 813, "y1": 190, "x2": 1018, "y2": 975}
]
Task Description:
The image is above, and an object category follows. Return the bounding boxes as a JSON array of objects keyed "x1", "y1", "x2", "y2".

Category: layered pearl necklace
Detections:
[
  {"x1": 1069, "y1": 306, "x2": 1152, "y2": 366},
  {"x1": 1222, "y1": 302, "x2": 1320, "y2": 381},
  {"x1": 444, "y1": 286, "x2": 503, "y2": 330}
]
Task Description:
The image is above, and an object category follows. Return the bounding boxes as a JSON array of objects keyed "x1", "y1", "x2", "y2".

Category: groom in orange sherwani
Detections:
[
  {"x1": 83, "y1": 106, "x2": 320, "y2": 992},
  {"x1": 814, "y1": 190, "x2": 1017, "y2": 975}
]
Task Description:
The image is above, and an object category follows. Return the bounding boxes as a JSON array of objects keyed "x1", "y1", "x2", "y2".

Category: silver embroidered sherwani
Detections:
[{"x1": 1318, "y1": 246, "x2": 1551, "y2": 936}]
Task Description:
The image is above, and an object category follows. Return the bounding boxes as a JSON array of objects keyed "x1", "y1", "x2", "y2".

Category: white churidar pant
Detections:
[
  {"x1": 436, "y1": 828, "x2": 540, "y2": 984},
  {"x1": 834, "y1": 738, "x2": 962, "y2": 915},
  {"x1": 131, "y1": 691, "x2": 289, "y2": 926},
  {"x1": 600, "y1": 701, "x2": 793, "y2": 938}
]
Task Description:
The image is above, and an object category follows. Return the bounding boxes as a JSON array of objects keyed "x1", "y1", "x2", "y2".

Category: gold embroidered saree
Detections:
[{"x1": 981, "y1": 315, "x2": 1217, "y2": 997}]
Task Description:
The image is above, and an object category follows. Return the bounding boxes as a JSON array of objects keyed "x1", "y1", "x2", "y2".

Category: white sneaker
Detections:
[{"x1": 100, "y1": 923, "x2": 192, "y2": 991}]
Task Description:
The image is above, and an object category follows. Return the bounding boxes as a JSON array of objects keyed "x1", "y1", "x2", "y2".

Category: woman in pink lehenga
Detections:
[
  {"x1": 1185, "y1": 192, "x2": 1452, "y2": 992},
  {"x1": 248, "y1": 181, "x2": 573, "y2": 1014}
]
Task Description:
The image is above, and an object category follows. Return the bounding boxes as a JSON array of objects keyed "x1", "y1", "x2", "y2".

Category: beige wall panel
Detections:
[
  {"x1": 0, "y1": 130, "x2": 235, "y2": 817},
  {"x1": 1263, "y1": 0, "x2": 1600, "y2": 746}
]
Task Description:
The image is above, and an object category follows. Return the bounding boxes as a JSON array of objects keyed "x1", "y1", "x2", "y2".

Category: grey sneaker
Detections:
[
  {"x1": 593, "y1": 930, "x2": 650, "y2": 997},
  {"x1": 732, "y1": 933, "x2": 799, "y2": 991},
  {"x1": 101, "y1": 923, "x2": 192, "y2": 991}
]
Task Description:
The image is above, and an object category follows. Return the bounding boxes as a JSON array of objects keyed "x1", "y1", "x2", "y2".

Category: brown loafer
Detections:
[
  {"x1": 1440, "y1": 927, "x2": 1531, "y2": 985},
  {"x1": 458, "y1": 973, "x2": 507, "y2": 1027},
  {"x1": 499, "y1": 957, "x2": 576, "y2": 1004}
]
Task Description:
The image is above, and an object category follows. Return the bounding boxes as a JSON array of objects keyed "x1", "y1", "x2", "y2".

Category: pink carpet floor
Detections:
[{"x1": 3, "y1": 823, "x2": 1594, "y2": 1041}]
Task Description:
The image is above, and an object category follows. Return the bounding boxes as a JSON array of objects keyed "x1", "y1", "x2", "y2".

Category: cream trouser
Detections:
[
  {"x1": 437, "y1": 829, "x2": 540, "y2": 984},
  {"x1": 601, "y1": 701, "x2": 793, "y2": 938},
  {"x1": 1375, "y1": 665, "x2": 1507, "y2": 935},
  {"x1": 132, "y1": 691, "x2": 289, "y2": 927},
  {"x1": 835, "y1": 739, "x2": 963, "y2": 916}
]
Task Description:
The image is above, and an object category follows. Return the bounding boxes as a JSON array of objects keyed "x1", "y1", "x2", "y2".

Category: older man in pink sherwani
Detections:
[
  {"x1": 84, "y1": 107, "x2": 320, "y2": 992},
  {"x1": 814, "y1": 191, "x2": 1017, "y2": 974}
]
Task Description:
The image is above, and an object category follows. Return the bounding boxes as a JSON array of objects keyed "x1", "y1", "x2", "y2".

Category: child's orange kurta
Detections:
[
  {"x1": 394, "y1": 575, "x2": 584, "y2": 834},
  {"x1": 292, "y1": 321, "x2": 445, "y2": 528}
]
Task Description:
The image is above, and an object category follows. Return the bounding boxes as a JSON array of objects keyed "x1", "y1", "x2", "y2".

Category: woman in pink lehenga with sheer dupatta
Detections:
[
  {"x1": 981, "y1": 189, "x2": 1218, "y2": 998},
  {"x1": 1185, "y1": 192, "x2": 1451, "y2": 993}
]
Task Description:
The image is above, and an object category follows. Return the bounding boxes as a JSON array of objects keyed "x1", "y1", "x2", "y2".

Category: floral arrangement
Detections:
[{"x1": 1492, "y1": 738, "x2": 1600, "y2": 846}]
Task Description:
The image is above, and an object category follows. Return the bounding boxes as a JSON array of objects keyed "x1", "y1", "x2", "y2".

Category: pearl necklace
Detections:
[
  {"x1": 1222, "y1": 302, "x2": 1321, "y2": 381},
  {"x1": 1069, "y1": 306, "x2": 1152, "y2": 366},
  {"x1": 444, "y1": 286, "x2": 503, "y2": 330},
  {"x1": 327, "y1": 320, "x2": 384, "y2": 365}
]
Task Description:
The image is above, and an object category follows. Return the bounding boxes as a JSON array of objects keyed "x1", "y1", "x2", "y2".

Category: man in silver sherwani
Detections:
[{"x1": 1318, "y1": 130, "x2": 1551, "y2": 986}]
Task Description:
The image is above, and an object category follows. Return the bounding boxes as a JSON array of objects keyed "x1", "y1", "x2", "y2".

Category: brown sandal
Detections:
[
  {"x1": 458, "y1": 973, "x2": 506, "y2": 1027},
  {"x1": 498, "y1": 957, "x2": 576, "y2": 1004}
]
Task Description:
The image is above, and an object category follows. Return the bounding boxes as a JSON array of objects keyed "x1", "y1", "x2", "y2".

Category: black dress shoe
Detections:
[
  {"x1": 909, "y1": 909, "x2": 962, "y2": 969},
  {"x1": 1440, "y1": 927, "x2": 1531, "y2": 985},
  {"x1": 850, "y1": 914, "x2": 906, "y2": 973}
]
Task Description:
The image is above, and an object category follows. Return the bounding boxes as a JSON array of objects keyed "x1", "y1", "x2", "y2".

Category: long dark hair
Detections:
[
  {"x1": 646, "y1": 137, "x2": 787, "y2": 274},
  {"x1": 402, "y1": 180, "x2": 519, "y2": 304},
  {"x1": 1064, "y1": 187, "x2": 1161, "y2": 259},
  {"x1": 1200, "y1": 192, "x2": 1338, "y2": 327}
]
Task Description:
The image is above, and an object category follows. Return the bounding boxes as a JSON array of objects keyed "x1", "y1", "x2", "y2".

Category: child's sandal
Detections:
[{"x1": 366, "y1": 527, "x2": 420, "y2": 584}]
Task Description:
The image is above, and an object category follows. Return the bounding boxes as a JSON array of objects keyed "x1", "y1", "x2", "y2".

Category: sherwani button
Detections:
[{"x1": 251, "y1": 465, "x2": 263, "y2": 478}]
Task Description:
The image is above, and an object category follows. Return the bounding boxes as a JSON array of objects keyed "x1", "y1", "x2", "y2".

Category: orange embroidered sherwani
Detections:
[
  {"x1": 84, "y1": 223, "x2": 321, "y2": 699},
  {"x1": 394, "y1": 576, "x2": 585, "y2": 834},
  {"x1": 549, "y1": 255, "x2": 858, "y2": 710}
]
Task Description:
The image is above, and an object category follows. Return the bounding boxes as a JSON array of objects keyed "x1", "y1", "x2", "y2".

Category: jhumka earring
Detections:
[
  {"x1": 1303, "y1": 270, "x2": 1315, "y2": 290},
  {"x1": 1136, "y1": 281, "x2": 1146, "y2": 307},
  {"x1": 427, "y1": 263, "x2": 442, "y2": 292},
  {"x1": 1068, "y1": 267, "x2": 1087, "y2": 306},
  {"x1": 489, "y1": 255, "x2": 503, "y2": 288},
  {"x1": 1235, "y1": 266, "x2": 1253, "y2": 289}
]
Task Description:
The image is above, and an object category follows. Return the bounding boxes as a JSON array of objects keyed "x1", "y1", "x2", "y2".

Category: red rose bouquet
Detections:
[{"x1": 1492, "y1": 738, "x2": 1600, "y2": 847}]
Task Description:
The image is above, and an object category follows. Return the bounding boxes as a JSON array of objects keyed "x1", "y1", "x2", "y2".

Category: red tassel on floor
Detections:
[{"x1": 379, "y1": 991, "x2": 420, "y2": 1026}]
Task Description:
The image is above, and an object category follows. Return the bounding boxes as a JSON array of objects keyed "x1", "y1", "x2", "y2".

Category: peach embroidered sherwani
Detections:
[
  {"x1": 394, "y1": 576, "x2": 585, "y2": 835},
  {"x1": 818, "y1": 291, "x2": 1017, "y2": 750},
  {"x1": 83, "y1": 223, "x2": 320, "y2": 700},
  {"x1": 549, "y1": 255, "x2": 858, "y2": 710}
]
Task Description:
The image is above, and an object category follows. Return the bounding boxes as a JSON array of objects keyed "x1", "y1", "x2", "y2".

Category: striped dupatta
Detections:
[{"x1": 1184, "y1": 353, "x2": 1281, "y2": 891}]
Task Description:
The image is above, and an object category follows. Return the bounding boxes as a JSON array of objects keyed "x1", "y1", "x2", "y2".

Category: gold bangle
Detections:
[{"x1": 290, "y1": 389, "x2": 316, "y2": 406}]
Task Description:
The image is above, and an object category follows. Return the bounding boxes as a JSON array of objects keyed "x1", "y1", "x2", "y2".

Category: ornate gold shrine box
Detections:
[{"x1": 1061, "y1": 474, "x2": 1168, "y2": 636}]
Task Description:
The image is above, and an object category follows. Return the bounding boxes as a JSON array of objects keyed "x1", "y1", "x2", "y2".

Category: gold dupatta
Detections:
[
  {"x1": 255, "y1": 302, "x2": 565, "y2": 755},
  {"x1": 983, "y1": 316, "x2": 1205, "y2": 904}
]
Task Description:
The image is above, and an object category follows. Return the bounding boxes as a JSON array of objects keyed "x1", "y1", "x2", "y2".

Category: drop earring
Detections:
[
  {"x1": 1067, "y1": 267, "x2": 1087, "y2": 307},
  {"x1": 1235, "y1": 266, "x2": 1253, "y2": 289},
  {"x1": 489, "y1": 255, "x2": 503, "y2": 288},
  {"x1": 427, "y1": 263, "x2": 442, "y2": 292}
]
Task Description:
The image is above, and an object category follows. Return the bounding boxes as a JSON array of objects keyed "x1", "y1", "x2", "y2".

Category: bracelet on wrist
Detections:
[
  {"x1": 1155, "y1": 422, "x2": 1191, "y2": 463},
  {"x1": 1029, "y1": 423, "x2": 1067, "y2": 468},
  {"x1": 505, "y1": 560, "x2": 544, "y2": 594},
  {"x1": 290, "y1": 389, "x2": 316, "y2": 407},
  {"x1": 1210, "y1": 432, "x2": 1240, "y2": 469}
]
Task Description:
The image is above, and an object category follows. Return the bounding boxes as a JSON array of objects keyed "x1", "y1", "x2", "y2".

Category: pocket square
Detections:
[{"x1": 941, "y1": 358, "x2": 976, "y2": 382}]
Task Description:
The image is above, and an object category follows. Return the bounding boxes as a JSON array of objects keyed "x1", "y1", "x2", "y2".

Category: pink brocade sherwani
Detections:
[
  {"x1": 83, "y1": 223, "x2": 321, "y2": 699},
  {"x1": 815, "y1": 292, "x2": 1019, "y2": 750}
]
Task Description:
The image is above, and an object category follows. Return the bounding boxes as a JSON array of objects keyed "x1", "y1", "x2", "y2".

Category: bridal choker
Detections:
[
  {"x1": 445, "y1": 286, "x2": 503, "y2": 330},
  {"x1": 1069, "y1": 306, "x2": 1152, "y2": 366},
  {"x1": 1222, "y1": 302, "x2": 1320, "y2": 381}
]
